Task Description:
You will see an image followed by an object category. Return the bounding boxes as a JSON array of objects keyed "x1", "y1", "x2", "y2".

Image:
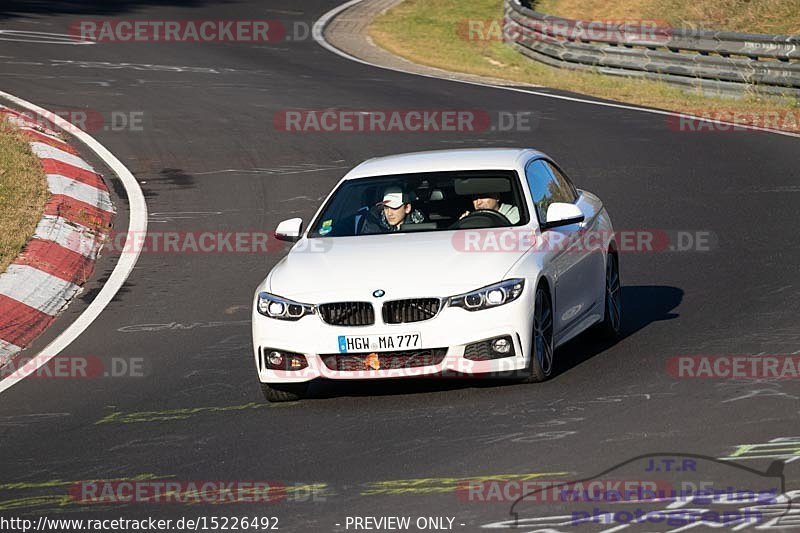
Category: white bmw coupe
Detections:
[{"x1": 252, "y1": 148, "x2": 621, "y2": 401}]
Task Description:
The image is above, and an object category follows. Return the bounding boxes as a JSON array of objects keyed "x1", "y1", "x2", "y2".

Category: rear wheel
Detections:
[
  {"x1": 524, "y1": 284, "x2": 554, "y2": 383},
  {"x1": 260, "y1": 382, "x2": 308, "y2": 402},
  {"x1": 597, "y1": 251, "x2": 622, "y2": 338}
]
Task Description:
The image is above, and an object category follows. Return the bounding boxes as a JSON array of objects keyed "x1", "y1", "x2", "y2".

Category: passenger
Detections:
[{"x1": 361, "y1": 186, "x2": 425, "y2": 234}]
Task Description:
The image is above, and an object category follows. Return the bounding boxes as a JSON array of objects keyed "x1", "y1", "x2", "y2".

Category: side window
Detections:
[
  {"x1": 525, "y1": 159, "x2": 556, "y2": 223},
  {"x1": 544, "y1": 161, "x2": 578, "y2": 203}
]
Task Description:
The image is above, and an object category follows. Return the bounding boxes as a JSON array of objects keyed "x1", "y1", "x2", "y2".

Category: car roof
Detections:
[{"x1": 344, "y1": 148, "x2": 547, "y2": 179}]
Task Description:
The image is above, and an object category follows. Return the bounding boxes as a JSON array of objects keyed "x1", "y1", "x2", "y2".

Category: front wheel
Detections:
[
  {"x1": 260, "y1": 382, "x2": 308, "y2": 402},
  {"x1": 524, "y1": 284, "x2": 554, "y2": 383},
  {"x1": 597, "y1": 251, "x2": 622, "y2": 338}
]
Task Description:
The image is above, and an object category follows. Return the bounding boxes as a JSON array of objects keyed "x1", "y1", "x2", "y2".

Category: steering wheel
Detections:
[{"x1": 450, "y1": 209, "x2": 511, "y2": 229}]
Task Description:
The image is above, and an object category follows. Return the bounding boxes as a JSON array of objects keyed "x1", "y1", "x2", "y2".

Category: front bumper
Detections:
[{"x1": 252, "y1": 289, "x2": 534, "y2": 383}]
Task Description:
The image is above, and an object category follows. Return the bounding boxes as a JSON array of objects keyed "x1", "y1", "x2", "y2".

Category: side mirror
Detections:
[
  {"x1": 541, "y1": 202, "x2": 584, "y2": 231},
  {"x1": 275, "y1": 218, "x2": 303, "y2": 242}
]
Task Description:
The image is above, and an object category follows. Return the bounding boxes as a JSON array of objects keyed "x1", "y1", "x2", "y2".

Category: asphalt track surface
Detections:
[{"x1": 0, "y1": 1, "x2": 799, "y2": 531}]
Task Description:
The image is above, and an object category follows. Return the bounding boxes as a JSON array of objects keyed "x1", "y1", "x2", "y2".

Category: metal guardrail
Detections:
[{"x1": 505, "y1": 0, "x2": 800, "y2": 98}]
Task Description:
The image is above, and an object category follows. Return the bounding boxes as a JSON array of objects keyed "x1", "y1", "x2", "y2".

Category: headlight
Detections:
[
  {"x1": 256, "y1": 292, "x2": 315, "y2": 320},
  {"x1": 448, "y1": 279, "x2": 525, "y2": 311}
]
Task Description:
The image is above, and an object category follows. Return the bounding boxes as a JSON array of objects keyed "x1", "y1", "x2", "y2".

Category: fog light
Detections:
[
  {"x1": 491, "y1": 338, "x2": 511, "y2": 354},
  {"x1": 267, "y1": 351, "x2": 283, "y2": 366},
  {"x1": 464, "y1": 335, "x2": 515, "y2": 360},
  {"x1": 262, "y1": 348, "x2": 309, "y2": 371}
]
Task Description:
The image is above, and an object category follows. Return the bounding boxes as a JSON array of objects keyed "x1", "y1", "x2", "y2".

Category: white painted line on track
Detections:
[
  {"x1": 0, "y1": 90, "x2": 147, "y2": 394},
  {"x1": 0, "y1": 30, "x2": 95, "y2": 46},
  {"x1": 312, "y1": 0, "x2": 800, "y2": 139}
]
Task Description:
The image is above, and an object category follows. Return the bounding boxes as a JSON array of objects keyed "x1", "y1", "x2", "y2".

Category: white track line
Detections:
[
  {"x1": 0, "y1": 91, "x2": 147, "y2": 393},
  {"x1": 312, "y1": 0, "x2": 800, "y2": 139},
  {"x1": 0, "y1": 30, "x2": 95, "y2": 46}
]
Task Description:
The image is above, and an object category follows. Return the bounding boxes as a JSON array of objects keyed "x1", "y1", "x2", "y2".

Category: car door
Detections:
[
  {"x1": 525, "y1": 159, "x2": 595, "y2": 338},
  {"x1": 545, "y1": 161, "x2": 605, "y2": 327},
  {"x1": 547, "y1": 161, "x2": 610, "y2": 318}
]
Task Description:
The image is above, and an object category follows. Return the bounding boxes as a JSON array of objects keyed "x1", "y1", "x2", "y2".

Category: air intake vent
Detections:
[
  {"x1": 382, "y1": 298, "x2": 441, "y2": 324},
  {"x1": 318, "y1": 302, "x2": 375, "y2": 326},
  {"x1": 320, "y1": 348, "x2": 448, "y2": 371}
]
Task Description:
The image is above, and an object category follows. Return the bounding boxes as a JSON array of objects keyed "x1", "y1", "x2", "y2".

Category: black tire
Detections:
[
  {"x1": 260, "y1": 382, "x2": 308, "y2": 402},
  {"x1": 597, "y1": 251, "x2": 622, "y2": 339},
  {"x1": 524, "y1": 284, "x2": 554, "y2": 383}
]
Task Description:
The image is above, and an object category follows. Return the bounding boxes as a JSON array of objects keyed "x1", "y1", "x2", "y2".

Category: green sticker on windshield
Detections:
[{"x1": 320, "y1": 219, "x2": 333, "y2": 235}]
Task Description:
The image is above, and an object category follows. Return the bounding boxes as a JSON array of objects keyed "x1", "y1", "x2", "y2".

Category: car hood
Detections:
[{"x1": 268, "y1": 231, "x2": 527, "y2": 302}]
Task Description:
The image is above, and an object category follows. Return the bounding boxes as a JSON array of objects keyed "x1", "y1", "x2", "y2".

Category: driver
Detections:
[
  {"x1": 460, "y1": 193, "x2": 519, "y2": 223},
  {"x1": 362, "y1": 186, "x2": 425, "y2": 234}
]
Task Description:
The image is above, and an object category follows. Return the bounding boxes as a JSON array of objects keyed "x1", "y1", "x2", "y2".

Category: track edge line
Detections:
[{"x1": 0, "y1": 90, "x2": 148, "y2": 394}]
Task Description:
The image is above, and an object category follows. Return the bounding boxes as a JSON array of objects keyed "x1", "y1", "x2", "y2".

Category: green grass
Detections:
[
  {"x1": 0, "y1": 118, "x2": 49, "y2": 274},
  {"x1": 369, "y1": 0, "x2": 799, "y2": 127},
  {"x1": 535, "y1": 0, "x2": 800, "y2": 35}
]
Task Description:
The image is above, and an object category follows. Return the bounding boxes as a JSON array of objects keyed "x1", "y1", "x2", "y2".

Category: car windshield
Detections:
[{"x1": 308, "y1": 170, "x2": 527, "y2": 237}]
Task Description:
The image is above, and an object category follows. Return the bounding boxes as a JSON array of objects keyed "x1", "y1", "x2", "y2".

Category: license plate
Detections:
[{"x1": 337, "y1": 333, "x2": 421, "y2": 353}]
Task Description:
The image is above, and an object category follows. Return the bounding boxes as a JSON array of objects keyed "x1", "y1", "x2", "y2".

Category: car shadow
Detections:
[
  {"x1": 552, "y1": 284, "x2": 682, "y2": 376},
  {"x1": 306, "y1": 284, "x2": 682, "y2": 400}
]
